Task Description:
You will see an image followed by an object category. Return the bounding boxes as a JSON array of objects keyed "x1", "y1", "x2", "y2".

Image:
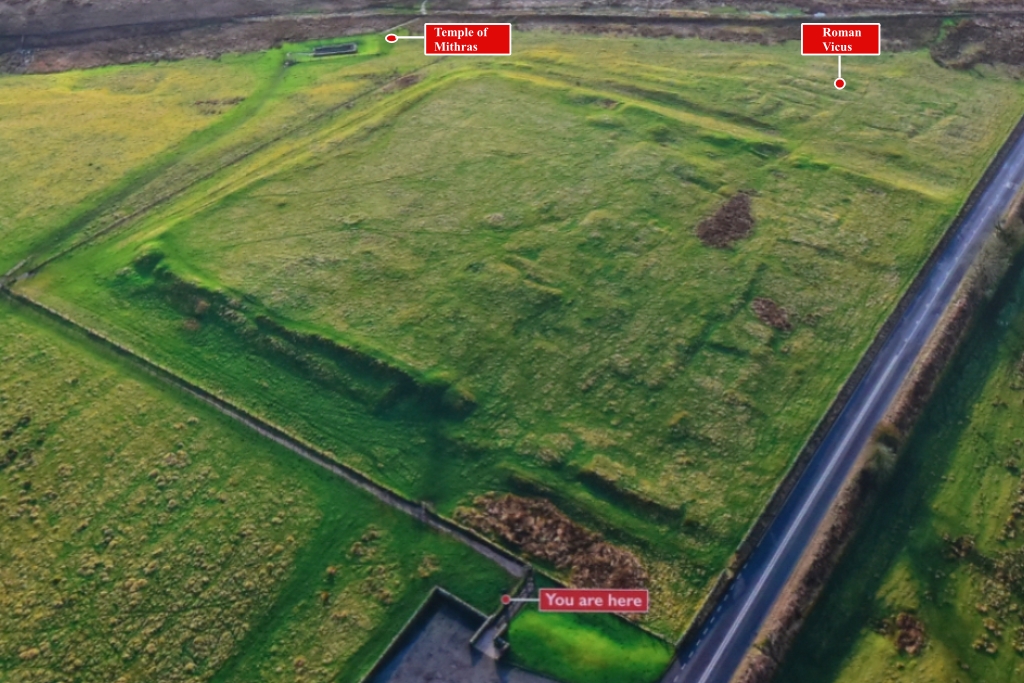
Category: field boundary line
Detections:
[
  {"x1": 674, "y1": 108, "x2": 1024, "y2": 655},
  {"x1": 17, "y1": 56, "x2": 447, "y2": 281},
  {"x1": 0, "y1": 287, "x2": 531, "y2": 580}
]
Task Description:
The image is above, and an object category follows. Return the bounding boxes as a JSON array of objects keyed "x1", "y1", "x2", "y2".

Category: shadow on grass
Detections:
[{"x1": 780, "y1": 247, "x2": 1024, "y2": 681}]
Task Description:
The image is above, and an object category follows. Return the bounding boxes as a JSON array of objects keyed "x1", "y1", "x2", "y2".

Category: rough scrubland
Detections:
[
  {"x1": 0, "y1": 299, "x2": 512, "y2": 682},
  {"x1": 11, "y1": 31, "x2": 1024, "y2": 634},
  {"x1": 779, "y1": 253, "x2": 1024, "y2": 683}
]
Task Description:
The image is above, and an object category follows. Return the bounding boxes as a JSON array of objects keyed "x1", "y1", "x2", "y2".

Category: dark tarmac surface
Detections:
[
  {"x1": 665, "y1": 123, "x2": 1024, "y2": 683},
  {"x1": 369, "y1": 597, "x2": 558, "y2": 683}
]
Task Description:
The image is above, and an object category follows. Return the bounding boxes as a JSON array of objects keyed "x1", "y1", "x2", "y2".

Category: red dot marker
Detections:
[
  {"x1": 501, "y1": 594, "x2": 512, "y2": 605},
  {"x1": 385, "y1": 34, "x2": 398, "y2": 43},
  {"x1": 834, "y1": 78, "x2": 846, "y2": 90}
]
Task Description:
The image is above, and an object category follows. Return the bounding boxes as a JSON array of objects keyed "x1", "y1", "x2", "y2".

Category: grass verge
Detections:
[{"x1": 779, "y1": 250, "x2": 1024, "y2": 683}]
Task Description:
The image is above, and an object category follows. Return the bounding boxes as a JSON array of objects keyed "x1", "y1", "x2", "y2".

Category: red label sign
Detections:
[
  {"x1": 801, "y1": 23, "x2": 881, "y2": 55},
  {"x1": 424, "y1": 23, "x2": 512, "y2": 56},
  {"x1": 539, "y1": 588, "x2": 649, "y2": 613}
]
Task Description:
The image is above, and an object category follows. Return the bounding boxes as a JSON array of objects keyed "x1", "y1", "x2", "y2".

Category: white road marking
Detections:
[{"x1": 691, "y1": 162, "x2": 1019, "y2": 683}]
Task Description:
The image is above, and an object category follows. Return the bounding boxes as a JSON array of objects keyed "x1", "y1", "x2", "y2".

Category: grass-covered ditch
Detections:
[{"x1": 8, "y1": 28, "x2": 1024, "y2": 647}]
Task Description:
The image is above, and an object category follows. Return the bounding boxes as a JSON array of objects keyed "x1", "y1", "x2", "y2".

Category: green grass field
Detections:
[
  {"x1": 9, "y1": 30, "x2": 1024, "y2": 638},
  {"x1": 0, "y1": 53, "x2": 278, "y2": 274},
  {"x1": 779, "y1": 254, "x2": 1024, "y2": 683},
  {"x1": 508, "y1": 610, "x2": 673, "y2": 683},
  {"x1": 0, "y1": 298, "x2": 513, "y2": 682}
]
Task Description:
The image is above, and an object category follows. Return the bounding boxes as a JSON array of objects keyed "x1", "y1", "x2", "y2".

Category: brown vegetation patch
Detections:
[
  {"x1": 194, "y1": 97, "x2": 245, "y2": 107},
  {"x1": 995, "y1": 545, "x2": 1024, "y2": 594},
  {"x1": 894, "y1": 612, "x2": 926, "y2": 655},
  {"x1": 931, "y1": 19, "x2": 1024, "y2": 70},
  {"x1": 0, "y1": 14, "x2": 396, "y2": 74},
  {"x1": 695, "y1": 193, "x2": 754, "y2": 248},
  {"x1": 944, "y1": 533, "x2": 976, "y2": 559},
  {"x1": 751, "y1": 297, "x2": 791, "y2": 331},
  {"x1": 381, "y1": 73, "x2": 422, "y2": 94},
  {"x1": 457, "y1": 493, "x2": 647, "y2": 588},
  {"x1": 733, "y1": 652, "x2": 776, "y2": 683}
]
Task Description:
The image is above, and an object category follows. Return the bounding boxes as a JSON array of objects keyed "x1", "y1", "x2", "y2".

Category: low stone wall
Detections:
[{"x1": 0, "y1": 287, "x2": 531, "y2": 579}]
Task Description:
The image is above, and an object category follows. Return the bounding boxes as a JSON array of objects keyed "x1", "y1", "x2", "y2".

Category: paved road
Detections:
[{"x1": 665, "y1": 127, "x2": 1024, "y2": 683}]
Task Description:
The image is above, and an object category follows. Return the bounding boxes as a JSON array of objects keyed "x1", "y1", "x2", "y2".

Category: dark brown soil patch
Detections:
[
  {"x1": 751, "y1": 297, "x2": 791, "y2": 331},
  {"x1": 894, "y1": 612, "x2": 926, "y2": 655},
  {"x1": 457, "y1": 493, "x2": 648, "y2": 589},
  {"x1": 696, "y1": 193, "x2": 754, "y2": 248}
]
